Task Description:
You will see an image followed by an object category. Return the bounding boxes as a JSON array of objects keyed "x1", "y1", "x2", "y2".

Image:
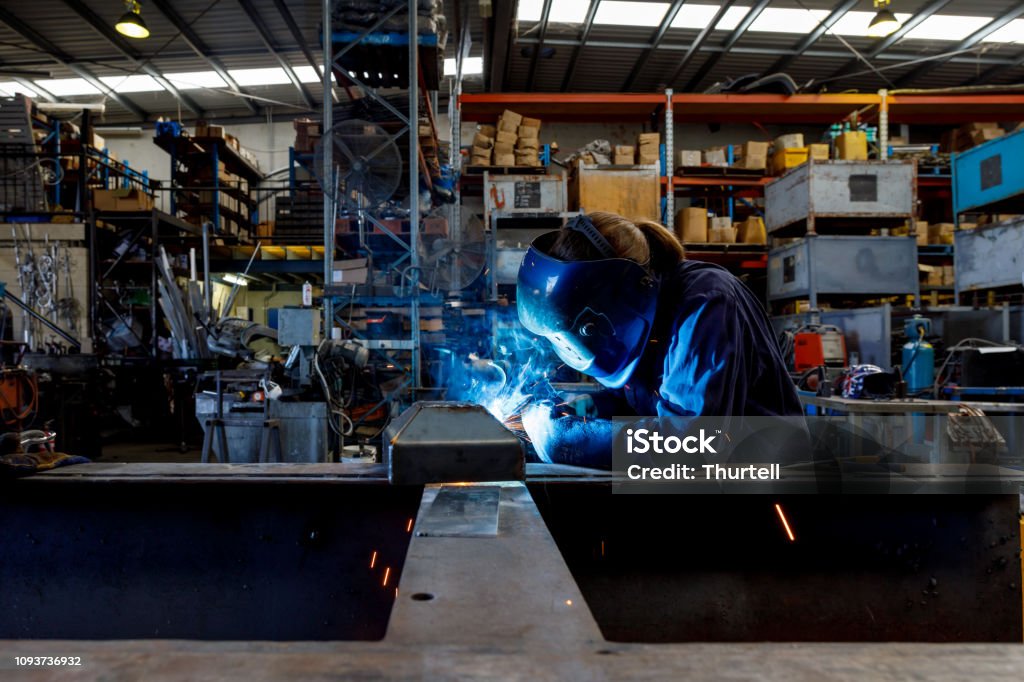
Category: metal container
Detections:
[
  {"x1": 954, "y1": 217, "x2": 1024, "y2": 298},
  {"x1": 483, "y1": 173, "x2": 566, "y2": 223},
  {"x1": 952, "y1": 127, "x2": 1024, "y2": 217},
  {"x1": 195, "y1": 398, "x2": 328, "y2": 463},
  {"x1": 767, "y1": 236, "x2": 919, "y2": 307},
  {"x1": 383, "y1": 401, "x2": 524, "y2": 485},
  {"x1": 765, "y1": 160, "x2": 916, "y2": 236}
]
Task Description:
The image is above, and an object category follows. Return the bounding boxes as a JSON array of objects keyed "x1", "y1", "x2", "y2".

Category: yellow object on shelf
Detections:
[{"x1": 771, "y1": 147, "x2": 809, "y2": 174}]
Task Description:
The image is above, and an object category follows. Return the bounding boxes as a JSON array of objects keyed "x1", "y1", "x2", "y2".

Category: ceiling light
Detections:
[
  {"x1": 222, "y1": 273, "x2": 249, "y2": 287},
  {"x1": 115, "y1": 1, "x2": 150, "y2": 39},
  {"x1": 868, "y1": 0, "x2": 901, "y2": 38}
]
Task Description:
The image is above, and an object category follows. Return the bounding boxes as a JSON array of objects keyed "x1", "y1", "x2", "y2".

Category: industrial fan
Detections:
[
  {"x1": 418, "y1": 213, "x2": 487, "y2": 293},
  {"x1": 313, "y1": 119, "x2": 403, "y2": 210}
]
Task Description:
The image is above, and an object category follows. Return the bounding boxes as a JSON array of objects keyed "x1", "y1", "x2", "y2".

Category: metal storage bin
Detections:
[
  {"x1": 195, "y1": 398, "x2": 328, "y2": 463},
  {"x1": 765, "y1": 160, "x2": 916, "y2": 236},
  {"x1": 954, "y1": 217, "x2": 1024, "y2": 299},
  {"x1": 952, "y1": 128, "x2": 1024, "y2": 218},
  {"x1": 483, "y1": 173, "x2": 567, "y2": 223},
  {"x1": 767, "y1": 236, "x2": 919, "y2": 307}
]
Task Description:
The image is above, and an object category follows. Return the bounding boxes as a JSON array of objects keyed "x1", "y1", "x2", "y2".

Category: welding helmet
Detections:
[{"x1": 517, "y1": 215, "x2": 660, "y2": 389}]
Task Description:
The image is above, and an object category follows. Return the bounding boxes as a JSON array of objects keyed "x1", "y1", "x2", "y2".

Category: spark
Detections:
[
  {"x1": 370, "y1": 550, "x2": 377, "y2": 569},
  {"x1": 382, "y1": 566, "x2": 391, "y2": 586},
  {"x1": 406, "y1": 518, "x2": 413, "y2": 533},
  {"x1": 775, "y1": 503, "x2": 796, "y2": 542},
  {"x1": 565, "y1": 599, "x2": 573, "y2": 606}
]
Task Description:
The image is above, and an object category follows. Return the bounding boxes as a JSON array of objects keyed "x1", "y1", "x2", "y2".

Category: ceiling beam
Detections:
[
  {"x1": 683, "y1": 0, "x2": 770, "y2": 92},
  {"x1": 669, "y1": 0, "x2": 736, "y2": 88},
  {"x1": 271, "y1": 0, "x2": 323, "y2": 80},
  {"x1": 236, "y1": 0, "x2": 316, "y2": 109},
  {"x1": 622, "y1": 0, "x2": 687, "y2": 92},
  {"x1": 59, "y1": 0, "x2": 202, "y2": 117},
  {"x1": 487, "y1": 0, "x2": 516, "y2": 91},
  {"x1": 561, "y1": 0, "x2": 601, "y2": 92},
  {"x1": 895, "y1": 5, "x2": 1024, "y2": 87},
  {"x1": 148, "y1": 0, "x2": 260, "y2": 115},
  {"x1": 526, "y1": 0, "x2": 553, "y2": 91},
  {"x1": 968, "y1": 49, "x2": 1024, "y2": 85},
  {"x1": 0, "y1": 5, "x2": 148, "y2": 119},
  {"x1": 767, "y1": 0, "x2": 859, "y2": 75},
  {"x1": 821, "y1": 0, "x2": 953, "y2": 85}
]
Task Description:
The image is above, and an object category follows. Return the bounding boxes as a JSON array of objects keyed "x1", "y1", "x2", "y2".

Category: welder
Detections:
[{"x1": 516, "y1": 211, "x2": 802, "y2": 468}]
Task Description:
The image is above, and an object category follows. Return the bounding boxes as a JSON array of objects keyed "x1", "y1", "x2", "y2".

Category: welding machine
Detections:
[{"x1": 793, "y1": 324, "x2": 847, "y2": 373}]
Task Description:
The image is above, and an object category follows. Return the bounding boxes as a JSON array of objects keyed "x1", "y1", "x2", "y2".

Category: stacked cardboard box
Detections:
[
  {"x1": 941, "y1": 122, "x2": 1006, "y2": 153},
  {"x1": 516, "y1": 116, "x2": 542, "y2": 166},
  {"x1": 293, "y1": 118, "x2": 321, "y2": 153},
  {"x1": 470, "y1": 124, "x2": 495, "y2": 165},
  {"x1": 737, "y1": 216, "x2": 766, "y2": 244},
  {"x1": 735, "y1": 141, "x2": 769, "y2": 171},
  {"x1": 613, "y1": 145, "x2": 635, "y2": 164},
  {"x1": 927, "y1": 223, "x2": 955, "y2": 245},
  {"x1": 677, "y1": 149, "x2": 702, "y2": 167},
  {"x1": 835, "y1": 131, "x2": 868, "y2": 160},
  {"x1": 473, "y1": 110, "x2": 542, "y2": 167},
  {"x1": 674, "y1": 207, "x2": 708, "y2": 243},
  {"x1": 709, "y1": 215, "x2": 737, "y2": 243},
  {"x1": 703, "y1": 147, "x2": 728, "y2": 167},
  {"x1": 637, "y1": 133, "x2": 660, "y2": 165}
]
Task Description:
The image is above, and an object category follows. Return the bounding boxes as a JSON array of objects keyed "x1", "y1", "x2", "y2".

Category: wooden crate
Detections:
[{"x1": 567, "y1": 161, "x2": 660, "y2": 223}]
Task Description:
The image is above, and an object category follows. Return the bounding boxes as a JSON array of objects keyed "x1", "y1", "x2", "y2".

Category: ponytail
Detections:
[{"x1": 634, "y1": 219, "x2": 685, "y2": 273}]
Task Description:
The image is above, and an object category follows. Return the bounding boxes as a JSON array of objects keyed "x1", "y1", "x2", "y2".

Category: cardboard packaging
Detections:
[
  {"x1": 637, "y1": 133, "x2": 660, "y2": 164},
  {"x1": 521, "y1": 116, "x2": 541, "y2": 129},
  {"x1": 677, "y1": 150, "x2": 702, "y2": 167},
  {"x1": 332, "y1": 258, "x2": 369, "y2": 285},
  {"x1": 493, "y1": 142, "x2": 515, "y2": 156},
  {"x1": 472, "y1": 132, "x2": 493, "y2": 149},
  {"x1": 737, "y1": 141, "x2": 769, "y2": 170},
  {"x1": 500, "y1": 109, "x2": 523, "y2": 127},
  {"x1": 518, "y1": 125, "x2": 539, "y2": 140},
  {"x1": 928, "y1": 223, "x2": 955, "y2": 245},
  {"x1": 675, "y1": 207, "x2": 708, "y2": 243},
  {"x1": 737, "y1": 216, "x2": 766, "y2": 244},
  {"x1": 493, "y1": 153, "x2": 516, "y2": 167},
  {"x1": 914, "y1": 221, "x2": 929, "y2": 246},
  {"x1": 969, "y1": 127, "x2": 1005, "y2": 146},
  {"x1": 710, "y1": 226, "x2": 738, "y2": 243},
  {"x1": 478, "y1": 124, "x2": 497, "y2": 138},
  {"x1": 809, "y1": 143, "x2": 830, "y2": 161},
  {"x1": 703, "y1": 148, "x2": 728, "y2": 167},
  {"x1": 494, "y1": 130, "x2": 517, "y2": 145},
  {"x1": 613, "y1": 145, "x2": 635, "y2": 164},
  {"x1": 774, "y1": 133, "x2": 804, "y2": 150},
  {"x1": 516, "y1": 137, "x2": 539, "y2": 151},
  {"x1": 710, "y1": 216, "x2": 732, "y2": 230},
  {"x1": 515, "y1": 151, "x2": 540, "y2": 166},
  {"x1": 497, "y1": 119, "x2": 518, "y2": 134},
  {"x1": 93, "y1": 187, "x2": 154, "y2": 212},
  {"x1": 836, "y1": 131, "x2": 868, "y2": 160},
  {"x1": 771, "y1": 148, "x2": 809, "y2": 174}
]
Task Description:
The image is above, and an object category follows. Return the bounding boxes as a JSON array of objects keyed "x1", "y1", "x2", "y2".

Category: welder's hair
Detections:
[{"x1": 549, "y1": 211, "x2": 685, "y2": 272}]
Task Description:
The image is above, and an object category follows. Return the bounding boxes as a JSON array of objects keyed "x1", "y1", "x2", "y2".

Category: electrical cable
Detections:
[{"x1": 932, "y1": 337, "x2": 1007, "y2": 398}]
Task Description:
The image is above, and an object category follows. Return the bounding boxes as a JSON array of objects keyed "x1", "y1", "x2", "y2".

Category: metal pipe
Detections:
[
  {"x1": 879, "y1": 89, "x2": 889, "y2": 161},
  {"x1": 4, "y1": 290, "x2": 80, "y2": 348},
  {"x1": 664, "y1": 88, "x2": 673, "y2": 226},
  {"x1": 408, "y1": 0, "x2": 420, "y2": 390},
  {"x1": 323, "y1": 0, "x2": 334, "y2": 339},
  {"x1": 202, "y1": 221, "x2": 212, "y2": 321}
]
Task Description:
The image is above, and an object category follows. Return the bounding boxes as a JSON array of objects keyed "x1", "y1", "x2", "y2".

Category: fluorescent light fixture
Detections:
[
  {"x1": 0, "y1": 81, "x2": 37, "y2": 97},
  {"x1": 444, "y1": 57, "x2": 484, "y2": 76},
  {"x1": 34, "y1": 78, "x2": 101, "y2": 96},
  {"x1": 905, "y1": 14, "x2": 989, "y2": 41},
  {"x1": 163, "y1": 71, "x2": 228, "y2": 90},
  {"x1": 115, "y1": 1, "x2": 150, "y2": 39},
  {"x1": 594, "y1": 1, "x2": 669, "y2": 27},
  {"x1": 516, "y1": 0, "x2": 590, "y2": 23},
  {"x1": 294, "y1": 65, "x2": 338, "y2": 84},
  {"x1": 750, "y1": 8, "x2": 830, "y2": 34},
  {"x1": 228, "y1": 67, "x2": 291, "y2": 86},
  {"x1": 671, "y1": 4, "x2": 749, "y2": 31},
  {"x1": 982, "y1": 18, "x2": 1024, "y2": 43},
  {"x1": 222, "y1": 273, "x2": 249, "y2": 287},
  {"x1": 99, "y1": 74, "x2": 162, "y2": 93}
]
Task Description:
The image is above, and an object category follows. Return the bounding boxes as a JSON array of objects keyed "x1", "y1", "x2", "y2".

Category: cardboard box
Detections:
[
  {"x1": 914, "y1": 221, "x2": 929, "y2": 246},
  {"x1": 518, "y1": 125, "x2": 539, "y2": 140},
  {"x1": 942, "y1": 265, "x2": 955, "y2": 286},
  {"x1": 962, "y1": 122, "x2": 999, "y2": 134},
  {"x1": 496, "y1": 130, "x2": 518, "y2": 145},
  {"x1": 332, "y1": 258, "x2": 369, "y2": 285},
  {"x1": 969, "y1": 127, "x2": 1004, "y2": 146},
  {"x1": 774, "y1": 133, "x2": 804, "y2": 150},
  {"x1": 470, "y1": 155, "x2": 491, "y2": 166},
  {"x1": 737, "y1": 216, "x2": 766, "y2": 244},
  {"x1": 516, "y1": 137, "x2": 539, "y2": 151},
  {"x1": 704, "y1": 148, "x2": 728, "y2": 167},
  {"x1": 613, "y1": 145, "x2": 635, "y2": 164},
  {"x1": 737, "y1": 141, "x2": 769, "y2": 170},
  {"x1": 478, "y1": 124, "x2": 497, "y2": 138},
  {"x1": 497, "y1": 119, "x2": 518, "y2": 134},
  {"x1": 521, "y1": 116, "x2": 542, "y2": 129},
  {"x1": 472, "y1": 132, "x2": 493, "y2": 149},
  {"x1": 93, "y1": 187, "x2": 154, "y2": 212},
  {"x1": 809, "y1": 143, "x2": 830, "y2": 161},
  {"x1": 515, "y1": 151, "x2": 540, "y2": 166},
  {"x1": 710, "y1": 226, "x2": 737, "y2": 243},
  {"x1": 771, "y1": 148, "x2": 809, "y2": 174},
  {"x1": 836, "y1": 131, "x2": 868, "y2": 160},
  {"x1": 710, "y1": 216, "x2": 732, "y2": 230},
  {"x1": 471, "y1": 144, "x2": 492, "y2": 159},
  {"x1": 493, "y1": 153, "x2": 516, "y2": 167},
  {"x1": 677, "y1": 150, "x2": 701, "y2": 167},
  {"x1": 675, "y1": 207, "x2": 708, "y2": 243},
  {"x1": 637, "y1": 133, "x2": 660, "y2": 164},
  {"x1": 928, "y1": 223, "x2": 955, "y2": 245},
  {"x1": 500, "y1": 109, "x2": 523, "y2": 128},
  {"x1": 493, "y1": 141, "x2": 515, "y2": 156}
]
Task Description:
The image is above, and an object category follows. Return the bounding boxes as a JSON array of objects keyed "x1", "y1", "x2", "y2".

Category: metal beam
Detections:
[
  {"x1": 561, "y1": 0, "x2": 601, "y2": 92},
  {"x1": 768, "y1": 0, "x2": 859, "y2": 75},
  {"x1": 683, "y1": 0, "x2": 770, "y2": 92},
  {"x1": 487, "y1": 0, "x2": 517, "y2": 91},
  {"x1": 969, "y1": 49, "x2": 1024, "y2": 86},
  {"x1": 59, "y1": 0, "x2": 203, "y2": 117},
  {"x1": 236, "y1": 0, "x2": 316, "y2": 109},
  {"x1": 895, "y1": 5, "x2": 1024, "y2": 87},
  {"x1": 149, "y1": 0, "x2": 260, "y2": 115},
  {"x1": 0, "y1": 5, "x2": 148, "y2": 119},
  {"x1": 272, "y1": 0, "x2": 323, "y2": 80},
  {"x1": 622, "y1": 0, "x2": 687, "y2": 92},
  {"x1": 822, "y1": 0, "x2": 952, "y2": 85},
  {"x1": 526, "y1": 0, "x2": 553, "y2": 91},
  {"x1": 668, "y1": 0, "x2": 736, "y2": 88}
]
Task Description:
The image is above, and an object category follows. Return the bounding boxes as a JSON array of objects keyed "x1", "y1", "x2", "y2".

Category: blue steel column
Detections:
[
  {"x1": 408, "y1": 0, "x2": 421, "y2": 390},
  {"x1": 323, "y1": 0, "x2": 334, "y2": 333}
]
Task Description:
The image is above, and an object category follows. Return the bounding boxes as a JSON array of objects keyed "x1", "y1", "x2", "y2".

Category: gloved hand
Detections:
[{"x1": 521, "y1": 401, "x2": 614, "y2": 469}]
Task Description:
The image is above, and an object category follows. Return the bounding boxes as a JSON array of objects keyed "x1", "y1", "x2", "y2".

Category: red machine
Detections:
[{"x1": 793, "y1": 324, "x2": 847, "y2": 373}]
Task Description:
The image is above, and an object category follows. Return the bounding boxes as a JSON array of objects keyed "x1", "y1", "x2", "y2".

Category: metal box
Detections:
[
  {"x1": 383, "y1": 401, "x2": 525, "y2": 485},
  {"x1": 952, "y1": 128, "x2": 1024, "y2": 217},
  {"x1": 767, "y1": 236, "x2": 919, "y2": 307},
  {"x1": 764, "y1": 160, "x2": 916, "y2": 236},
  {"x1": 954, "y1": 218, "x2": 1024, "y2": 297},
  {"x1": 277, "y1": 307, "x2": 320, "y2": 346},
  {"x1": 483, "y1": 173, "x2": 566, "y2": 223},
  {"x1": 194, "y1": 399, "x2": 328, "y2": 463}
]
